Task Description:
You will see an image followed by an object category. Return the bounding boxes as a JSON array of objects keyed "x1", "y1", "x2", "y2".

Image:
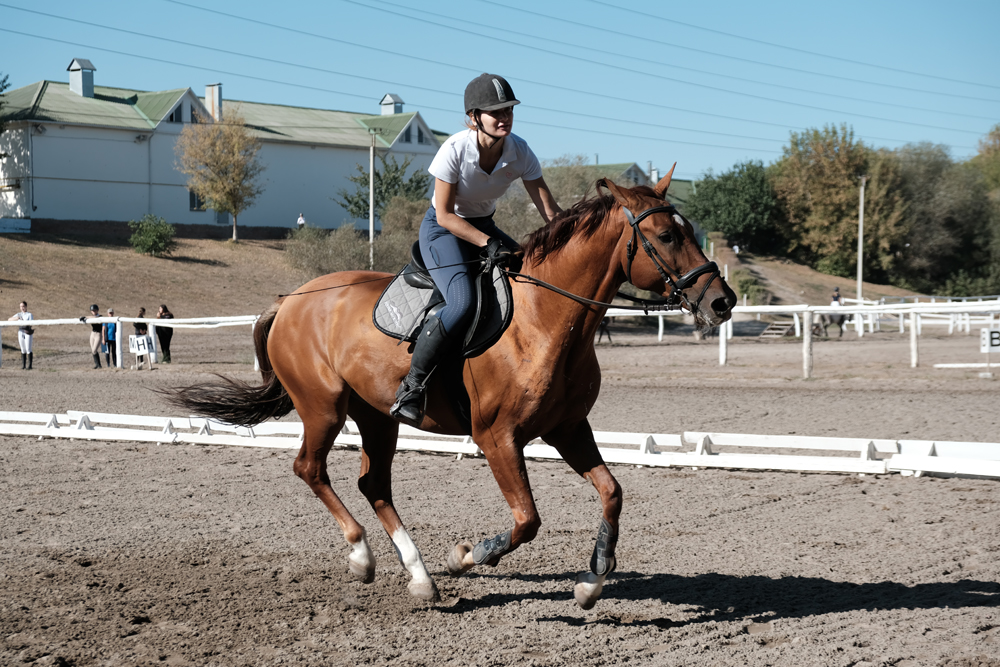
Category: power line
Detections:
[
  {"x1": 583, "y1": 0, "x2": 1000, "y2": 92},
  {"x1": 160, "y1": 0, "x2": 986, "y2": 144},
  {"x1": 369, "y1": 0, "x2": 997, "y2": 120},
  {"x1": 0, "y1": 29, "x2": 781, "y2": 154},
  {"x1": 343, "y1": 0, "x2": 986, "y2": 136},
  {"x1": 0, "y1": 4, "x2": 789, "y2": 145}
]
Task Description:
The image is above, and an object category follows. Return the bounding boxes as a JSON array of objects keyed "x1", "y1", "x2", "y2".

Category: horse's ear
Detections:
[
  {"x1": 653, "y1": 163, "x2": 677, "y2": 198},
  {"x1": 602, "y1": 178, "x2": 631, "y2": 208}
]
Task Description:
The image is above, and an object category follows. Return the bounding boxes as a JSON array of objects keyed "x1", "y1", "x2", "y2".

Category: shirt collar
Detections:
[{"x1": 464, "y1": 130, "x2": 517, "y2": 170}]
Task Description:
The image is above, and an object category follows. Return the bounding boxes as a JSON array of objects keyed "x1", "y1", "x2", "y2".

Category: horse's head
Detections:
[{"x1": 601, "y1": 166, "x2": 736, "y2": 327}]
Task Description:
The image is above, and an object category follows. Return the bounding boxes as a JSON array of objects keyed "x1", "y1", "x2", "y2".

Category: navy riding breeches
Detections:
[{"x1": 418, "y1": 206, "x2": 518, "y2": 337}]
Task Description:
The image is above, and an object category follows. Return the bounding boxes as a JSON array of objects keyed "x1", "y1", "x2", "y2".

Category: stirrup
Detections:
[{"x1": 390, "y1": 377, "x2": 427, "y2": 427}]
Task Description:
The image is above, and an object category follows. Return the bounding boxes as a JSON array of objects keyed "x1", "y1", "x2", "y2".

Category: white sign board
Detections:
[
  {"x1": 129, "y1": 335, "x2": 153, "y2": 354},
  {"x1": 981, "y1": 328, "x2": 1000, "y2": 354}
]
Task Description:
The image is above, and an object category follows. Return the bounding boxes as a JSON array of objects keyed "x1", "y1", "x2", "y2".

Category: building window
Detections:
[
  {"x1": 402, "y1": 126, "x2": 411, "y2": 143},
  {"x1": 167, "y1": 105, "x2": 183, "y2": 123},
  {"x1": 417, "y1": 127, "x2": 425, "y2": 144},
  {"x1": 189, "y1": 189, "x2": 204, "y2": 211}
]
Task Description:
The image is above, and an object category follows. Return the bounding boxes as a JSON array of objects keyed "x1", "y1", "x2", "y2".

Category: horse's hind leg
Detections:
[
  {"x1": 543, "y1": 418, "x2": 622, "y2": 610},
  {"x1": 293, "y1": 396, "x2": 375, "y2": 583},
  {"x1": 351, "y1": 397, "x2": 439, "y2": 602}
]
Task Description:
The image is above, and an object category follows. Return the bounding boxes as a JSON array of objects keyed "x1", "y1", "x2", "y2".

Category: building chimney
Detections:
[
  {"x1": 67, "y1": 59, "x2": 96, "y2": 98},
  {"x1": 380, "y1": 93, "x2": 404, "y2": 115},
  {"x1": 206, "y1": 83, "x2": 223, "y2": 122}
]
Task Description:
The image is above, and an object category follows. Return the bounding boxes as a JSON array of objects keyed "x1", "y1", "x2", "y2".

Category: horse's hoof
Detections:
[
  {"x1": 574, "y1": 572, "x2": 604, "y2": 610},
  {"x1": 348, "y1": 554, "x2": 376, "y2": 583},
  {"x1": 446, "y1": 541, "x2": 475, "y2": 577},
  {"x1": 408, "y1": 579, "x2": 440, "y2": 602}
]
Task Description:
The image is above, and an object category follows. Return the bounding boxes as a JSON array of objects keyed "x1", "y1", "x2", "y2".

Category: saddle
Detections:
[{"x1": 373, "y1": 242, "x2": 514, "y2": 359}]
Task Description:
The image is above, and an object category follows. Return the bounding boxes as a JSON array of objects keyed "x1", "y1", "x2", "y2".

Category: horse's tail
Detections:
[{"x1": 160, "y1": 299, "x2": 295, "y2": 427}]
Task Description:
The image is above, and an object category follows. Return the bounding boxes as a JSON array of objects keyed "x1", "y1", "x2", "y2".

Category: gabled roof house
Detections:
[{"x1": 0, "y1": 60, "x2": 443, "y2": 236}]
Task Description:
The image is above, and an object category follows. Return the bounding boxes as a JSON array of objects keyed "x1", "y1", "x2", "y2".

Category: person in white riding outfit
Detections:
[
  {"x1": 389, "y1": 73, "x2": 563, "y2": 427},
  {"x1": 8, "y1": 300, "x2": 34, "y2": 370}
]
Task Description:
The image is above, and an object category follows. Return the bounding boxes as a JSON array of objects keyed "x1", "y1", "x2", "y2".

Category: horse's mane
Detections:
[{"x1": 521, "y1": 181, "x2": 661, "y2": 263}]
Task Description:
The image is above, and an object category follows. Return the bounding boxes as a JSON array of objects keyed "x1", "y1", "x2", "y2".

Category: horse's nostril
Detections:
[{"x1": 711, "y1": 297, "x2": 731, "y2": 316}]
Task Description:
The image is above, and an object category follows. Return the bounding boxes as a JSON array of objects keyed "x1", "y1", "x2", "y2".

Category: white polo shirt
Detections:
[{"x1": 428, "y1": 130, "x2": 543, "y2": 219}]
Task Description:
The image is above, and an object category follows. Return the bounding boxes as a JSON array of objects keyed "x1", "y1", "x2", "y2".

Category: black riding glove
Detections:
[{"x1": 484, "y1": 237, "x2": 522, "y2": 273}]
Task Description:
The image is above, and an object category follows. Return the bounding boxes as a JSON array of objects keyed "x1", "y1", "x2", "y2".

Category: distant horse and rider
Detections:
[
  {"x1": 818, "y1": 286, "x2": 848, "y2": 338},
  {"x1": 165, "y1": 73, "x2": 736, "y2": 610}
]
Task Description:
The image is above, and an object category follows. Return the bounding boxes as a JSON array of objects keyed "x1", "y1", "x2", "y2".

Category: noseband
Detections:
[{"x1": 623, "y1": 204, "x2": 720, "y2": 314}]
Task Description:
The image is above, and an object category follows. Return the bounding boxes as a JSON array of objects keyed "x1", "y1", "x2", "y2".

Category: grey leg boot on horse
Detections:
[{"x1": 390, "y1": 315, "x2": 454, "y2": 428}]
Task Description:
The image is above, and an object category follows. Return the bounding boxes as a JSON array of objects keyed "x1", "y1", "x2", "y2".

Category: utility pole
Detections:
[
  {"x1": 369, "y1": 128, "x2": 377, "y2": 270},
  {"x1": 857, "y1": 175, "x2": 867, "y2": 303}
]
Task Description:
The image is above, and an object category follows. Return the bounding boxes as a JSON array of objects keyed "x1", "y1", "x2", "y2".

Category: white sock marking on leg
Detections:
[{"x1": 391, "y1": 527, "x2": 432, "y2": 584}]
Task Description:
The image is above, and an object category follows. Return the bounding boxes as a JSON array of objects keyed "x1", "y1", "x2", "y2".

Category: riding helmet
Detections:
[{"x1": 464, "y1": 74, "x2": 520, "y2": 114}]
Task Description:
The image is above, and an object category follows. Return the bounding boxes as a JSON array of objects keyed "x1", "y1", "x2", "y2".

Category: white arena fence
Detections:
[
  {"x1": 1, "y1": 411, "x2": 998, "y2": 481},
  {"x1": 0, "y1": 315, "x2": 258, "y2": 370}
]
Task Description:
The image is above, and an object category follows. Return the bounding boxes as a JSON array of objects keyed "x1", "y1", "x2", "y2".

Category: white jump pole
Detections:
[
  {"x1": 252, "y1": 317, "x2": 260, "y2": 372},
  {"x1": 856, "y1": 312, "x2": 864, "y2": 337},
  {"x1": 910, "y1": 312, "x2": 919, "y2": 368},
  {"x1": 802, "y1": 310, "x2": 813, "y2": 379},
  {"x1": 657, "y1": 314, "x2": 664, "y2": 342},
  {"x1": 793, "y1": 313, "x2": 801, "y2": 337}
]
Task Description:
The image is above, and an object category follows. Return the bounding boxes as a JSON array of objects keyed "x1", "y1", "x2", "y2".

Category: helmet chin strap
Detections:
[{"x1": 474, "y1": 111, "x2": 504, "y2": 148}]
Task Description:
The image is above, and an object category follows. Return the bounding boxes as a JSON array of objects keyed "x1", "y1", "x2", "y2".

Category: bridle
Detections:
[{"x1": 622, "y1": 203, "x2": 721, "y2": 314}]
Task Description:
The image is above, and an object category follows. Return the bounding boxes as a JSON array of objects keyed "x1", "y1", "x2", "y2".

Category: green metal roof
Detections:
[
  {"x1": 664, "y1": 179, "x2": 694, "y2": 211},
  {"x1": 1, "y1": 80, "x2": 446, "y2": 149},
  {"x1": 0, "y1": 81, "x2": 186, "y2": 129}
]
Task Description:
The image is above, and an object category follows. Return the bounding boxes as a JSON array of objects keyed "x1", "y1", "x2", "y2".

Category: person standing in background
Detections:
[
  {"x1": 80, "y1": 304, "x2": 103, "y2": 369},
  {"x1": 134, "y1": 307, "x2": 149, "y2": 369},
  {"x1": 156, "y1": 304, "x2": 174, "y2": 363},
  {"x1": 296, "y1": 213, "x2": 306, "y2": 229},
  {"x1": 8, "y1": 301, "x2": 34, "y2": 370},
  {"x1": 103, "y1": 308, "x2": 118, "y2": 368}
]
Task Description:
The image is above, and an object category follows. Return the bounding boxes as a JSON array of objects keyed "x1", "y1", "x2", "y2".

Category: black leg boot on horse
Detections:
[{"x1": 390, "y1": 315, "x2": 454, "y2": 428}]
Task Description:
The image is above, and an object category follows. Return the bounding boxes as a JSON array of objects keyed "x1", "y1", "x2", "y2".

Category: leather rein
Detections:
[{"x1": 507, "y1": 202, "x2": 721, "y2": 315}]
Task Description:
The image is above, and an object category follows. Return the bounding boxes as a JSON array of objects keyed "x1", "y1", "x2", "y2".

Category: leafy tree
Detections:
[
  {"x1": 336, "y1": 153, "x2": 431, "y2": 221},
  {"x1": 128, "y1": 214, "x2": 177, "y2": 257},
  {"x1": 771, "y1": 124, "x2": 906, "y2": 281},
  {"x1": 971, "y1": 123, "x2": 1000, "y2": 194},
  {"x1": 685, "y1": 160, "x2": 782, "y2": 253},
  {"x1": 174, "y1": 110, "x2": 266, "y2": 242}
]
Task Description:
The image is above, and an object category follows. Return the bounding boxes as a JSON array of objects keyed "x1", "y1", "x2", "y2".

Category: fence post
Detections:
[
  {"x1": 252, "y1": 318, "x2": 260, "y2": 372},
  {"x1": 115, "y1": 318, "x2": 123, "y2": 368},
  {"x1": 910, "y1": 312, "x2": 919, "y2": 368},
  {"x1": 802, "y1": 311, "x2": 813, "y2": 379},
  {"x1": 899, "y1": 312, "x2": 905, "y2": 334},
  {"x1": 657, "y1": 314, "x2": 664, "y2": 342},
  {"x1": 719, "y1": 322, "x2": 728, "y2": 366},
  {"x1": 793, "y1": 313, "x2": 801, "y2": 337},
  {"x1": 855, "y1": 312, "x2": 864, "y2": 338},
  {"x1": 149, "y1": 323, "x2": 158, "y2": 364},
  {"x1": 0, "y1": 327, "x2": 3, "y2": 368}
]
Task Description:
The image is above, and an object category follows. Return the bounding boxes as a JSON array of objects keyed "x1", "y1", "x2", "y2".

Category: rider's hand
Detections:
[
  {"x1": 79, "y1": 316, "x2": 88, "y2": 322},
  {"x1": 485, "y1": 237, "x2": 521, "y2": 272}
]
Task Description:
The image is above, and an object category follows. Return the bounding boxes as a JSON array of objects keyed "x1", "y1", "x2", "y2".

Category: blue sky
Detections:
[{"x1": 2, "y1": 0, "x2": 998, "y2": 181}]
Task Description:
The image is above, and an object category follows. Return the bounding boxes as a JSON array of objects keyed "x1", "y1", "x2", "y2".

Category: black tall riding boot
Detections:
[
  {"x1": 93, "y1": 353, "x2": 102, "y2": 369},
  {"x1": 21, "y1": 353, "x2": 26, "y2": 369},
  {"x1": 390, "y1": 316, "x2": 454, "y2": 428},
  {"x1": 27, "y1": 353, "x2": 32, "y2": 370}
]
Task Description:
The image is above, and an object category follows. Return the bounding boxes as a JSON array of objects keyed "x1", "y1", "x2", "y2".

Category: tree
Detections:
[
  {"x1": 335, "y1": 153, "x2": 431, "y2": 221},
  {"x1": 174, "y1": 110, "x2": 265, "y2": 241},
  {"x1": 685, "y1": 160, "x2": 782, "y2": 253},
  {"x1": 971, "y1": 123, "x2": 1000, "y2": 194},
  {"x1": 771, "y1": 124, "x2": 907, "y2": 281},
  {"x1": 0, "y1": 72, "x2": 10, "y2": 159}
]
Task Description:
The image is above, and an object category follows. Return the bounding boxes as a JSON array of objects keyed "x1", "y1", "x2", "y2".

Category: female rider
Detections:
[{"x1": 390, "y1": 73, "x2": 563, "y2": 427}]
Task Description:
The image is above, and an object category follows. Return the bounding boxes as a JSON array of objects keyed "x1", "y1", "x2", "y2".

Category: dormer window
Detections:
[
  {"x1": 167, "y1": 105, "x2": 183, "y2": 123},
  {"x1": 417, "y1": 127, "x2": 425, "y2": 144},
  {"x1": 402, "y1": 126, "x2": 411, "y2": 143}
]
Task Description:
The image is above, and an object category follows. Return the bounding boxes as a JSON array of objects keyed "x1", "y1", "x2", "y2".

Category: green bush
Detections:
[
  {"x1": 731, "y1": 268, "x2": 772, "y2": 305},
  {"x1": 128, "y1": 214, "x2": 177, "y2": 257},
  {"x1": 285, "y1": 224, "x2": 369, "y2": 276}
]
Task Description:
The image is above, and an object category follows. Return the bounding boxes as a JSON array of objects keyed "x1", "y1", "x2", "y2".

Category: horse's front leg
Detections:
[
  {"x1": 543, "y1": 419, "x2": 622, "y2": 610},
  {"x1": 446, "y1": 439, "x2": 540, "y2": 576}
]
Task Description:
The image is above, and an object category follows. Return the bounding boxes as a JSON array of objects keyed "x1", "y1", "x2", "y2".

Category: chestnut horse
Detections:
[{"x1": 167, "y1": 170, "x2": 736, "y2": 609}]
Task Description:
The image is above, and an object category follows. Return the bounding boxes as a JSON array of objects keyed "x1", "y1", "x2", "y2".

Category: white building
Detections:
[{"x1": 0, "y1": 59, "x2": 445, "y2": 236}]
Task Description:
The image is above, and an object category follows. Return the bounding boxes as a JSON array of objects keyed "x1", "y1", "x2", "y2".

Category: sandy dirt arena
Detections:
[{"x1": 1, "y1": 326, "x2": 999, "y2": 666}]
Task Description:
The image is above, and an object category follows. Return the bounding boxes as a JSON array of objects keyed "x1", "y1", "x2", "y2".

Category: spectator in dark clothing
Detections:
[
  {"x1": 134, "y1": 307, "x2": 149, "y2": 369},
  {"x1": 80, "y1": 304, "x2": 103, "y2": 369},
  {"x1": 156, "y1": 304, "x2": 174, "y2": 363}
]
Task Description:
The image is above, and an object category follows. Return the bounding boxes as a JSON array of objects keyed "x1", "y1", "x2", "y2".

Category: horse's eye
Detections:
[{"x1": 658, "y1": 231, "x2": 673, "y2": 245}]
